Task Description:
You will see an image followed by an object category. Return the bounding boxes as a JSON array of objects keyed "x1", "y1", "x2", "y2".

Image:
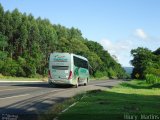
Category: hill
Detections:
[
  {"x1": 123, "y1": 67, "x2": 133, "y2": 75},
  {"x1": 0, "y1": 4, "x2": 127, "y2": 79}
]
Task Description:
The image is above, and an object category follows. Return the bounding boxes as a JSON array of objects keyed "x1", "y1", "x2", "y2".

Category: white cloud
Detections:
[
  {"x1": 99, "y1": 39, "x2": 132, "y2": 54},
  {"x1": 134, "y1": 29, "x2": 148, "y2": 39},
  {"x1": 133, "y1": 28, "x2": 160, "y2": 50},
  {"x1": 99, "y1": 39, "x2": 133, "y2": 67},
  {"x1": 97, "y1": 28, "x2": 160, "y2": 67}
]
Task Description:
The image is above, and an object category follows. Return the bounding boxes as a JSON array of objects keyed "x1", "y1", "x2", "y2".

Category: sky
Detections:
[{"x1": 0, "y1": 0, "x2": 160, "y2": 67}]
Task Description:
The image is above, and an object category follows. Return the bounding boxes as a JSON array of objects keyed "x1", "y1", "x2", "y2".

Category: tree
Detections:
[
  {"x1": 0, "y1": 33, "x2": 8, "y2": 72},
  {"x1": 0, "y1": 4, "x2": 5, "y2": 34},
  {"x1": 153, "y1": 47, "x2": 160, "y2": 55},
  {"x1": 0, "y1": 4, "x2": 126, "y2": 78},
  {"x1": 131, "y1": 47, "x2": 160, "y2": 79}
]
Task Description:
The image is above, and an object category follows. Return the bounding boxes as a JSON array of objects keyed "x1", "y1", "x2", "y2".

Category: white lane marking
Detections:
[
  {"x1": 0, "y1": 87, "x2": 34, "y2": 92},
  {"x1": 0, "y1": 94, "x2": 30, "y2": 100},
  {"x1": 54, "y1": 102, "x2": 78, "y2": 120},
  {"x1": 61, "y1": 102, "x2": 78, "y2": 113}
]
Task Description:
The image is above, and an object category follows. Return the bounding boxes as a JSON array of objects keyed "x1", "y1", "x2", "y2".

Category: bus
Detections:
[{"x1": 48, "y1": 53, "x2": 89, "y2": 87}]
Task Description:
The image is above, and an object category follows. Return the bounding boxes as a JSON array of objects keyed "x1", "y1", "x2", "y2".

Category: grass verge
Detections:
[
  {"x1": 0, "y1": 74, "x2": 109, "y2": 82},
  {"x1": 90, "y1": 76, "x2": 109, "y2": 81},
  {"x1": 0, "y1": 74, "x2": 47, "y2": 81},
  {"x1": 55, "y1": 80, "x2": 160, "y2": 120},
  {"x1": 40, "y1": 93, "x2": 84, "y2": 120}
]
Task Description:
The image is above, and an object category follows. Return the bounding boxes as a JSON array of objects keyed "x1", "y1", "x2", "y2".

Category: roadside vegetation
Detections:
[
  {"x1": 0, "y1": 74, "x2": 47, "y2": 81},
  {"x1": 40, "y1": 93, "x2": 84, "y2": 120},
  {"x1": 51, "y1": 80, "x2": 160, "y2": 120},
  {"x1": 131, "y1": 47, "x2": 160, "y2": 84},
  {"x1": 0, "y1": 4, "x2": 127, "y2": 79}
]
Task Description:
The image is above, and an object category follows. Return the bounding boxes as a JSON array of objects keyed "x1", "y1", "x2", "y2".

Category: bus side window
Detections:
[{"x1": 73, "y1": 56, "x2": 88, "y2": 69}]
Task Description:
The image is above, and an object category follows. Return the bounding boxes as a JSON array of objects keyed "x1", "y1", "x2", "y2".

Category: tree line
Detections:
[
  {"x1": 0, "y1": 4, "x2": 127, "y2": 78},
  {"x1": 131, "y1": 47, "x2": 160, "y2": 79}
]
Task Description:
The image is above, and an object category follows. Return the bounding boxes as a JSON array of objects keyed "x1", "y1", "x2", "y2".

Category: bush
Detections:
[
  {"x1": 29, "y1": 73, "x2": 43, "y2": 78},
  {"x1": 0, "y1": 58, "x2": 26, "y2": 77},
  {"x1": 108, "y1": 68, "x2": 117, "y2": 79},
  {"x1": 94, "y1": 71, "x2": 104, "y2": 78},
  {"x1": 146, "y1": 74, "x2": 160, "y2": 84},
  {"x1": 144, "y1": 67, "x2": 160, "y2": 77}
]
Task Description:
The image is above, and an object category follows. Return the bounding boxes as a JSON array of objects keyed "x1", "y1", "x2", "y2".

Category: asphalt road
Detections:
[{"x1": 0, "y1": 80, "x2": 123, "y2": 120}]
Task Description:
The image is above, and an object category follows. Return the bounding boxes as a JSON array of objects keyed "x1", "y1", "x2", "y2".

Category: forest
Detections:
[
  {"x1": 131, "y1": 47, "x2": 160, "y2": 83},
  {"x1": 0, "y1": 4, "x2": 127, "y2": 78}
]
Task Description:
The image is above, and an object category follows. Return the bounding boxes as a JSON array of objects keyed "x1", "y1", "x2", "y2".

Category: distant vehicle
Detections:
[{"x1": 48, "y1": 53, "x2": 89, "y2": 87}]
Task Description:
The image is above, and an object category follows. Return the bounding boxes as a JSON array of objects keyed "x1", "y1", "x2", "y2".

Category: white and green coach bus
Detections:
[{"x1": 48, "y1": 53, "x2": 89, "y2": 87}]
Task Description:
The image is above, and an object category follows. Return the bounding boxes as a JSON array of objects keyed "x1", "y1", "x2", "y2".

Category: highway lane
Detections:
[{"x1": 0, "y1": 80, "x2": 123, "y2": 120}]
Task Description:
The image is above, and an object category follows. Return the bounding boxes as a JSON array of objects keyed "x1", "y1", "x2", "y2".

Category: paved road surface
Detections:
[{"x1": 0, "y1": 80, "x2": 123, "y2": 120}]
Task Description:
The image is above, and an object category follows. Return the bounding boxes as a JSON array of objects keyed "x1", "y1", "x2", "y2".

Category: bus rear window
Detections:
[{"x1": 52, "y1": 66, "x2": 69, "y2": 70}]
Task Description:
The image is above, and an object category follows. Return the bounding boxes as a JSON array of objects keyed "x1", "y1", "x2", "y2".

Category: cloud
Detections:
[
  {"x1": 99, "y1": 39, "x2": 132, "y2": 54},
  {"x1": 99, "y1": 39, "x2": 133, "y2": 67},
  {"x1": 98, "y1": 28, "x2": 160, "y2": 67},
  {"x1": 134, "y1": 29, "x2": 148, "y2": 40},
  {"x1": 133, "y1": 28, "x2": 160, "y2": 50}
]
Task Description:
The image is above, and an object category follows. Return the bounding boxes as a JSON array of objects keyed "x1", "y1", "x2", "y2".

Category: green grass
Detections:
[
  {"x1": 40, "y1": 93, "x2": 84, "y2": 120},
  {"x1": 0, "y1": 74, "x2": 47, "y2": 81},
  {"x1": 58, "y1": 80, "x2": 160, "y2": 120},
  {"x1": 0, "y1": 74, "x2": 109, "y2": 81},
  {"x1": 90, "y1": 76, "x2": 109, "y2": 81}
]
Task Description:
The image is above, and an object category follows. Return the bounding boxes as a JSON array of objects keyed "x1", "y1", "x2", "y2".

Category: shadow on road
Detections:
[
  {"x1": 0, "y1": 108, "x2": 38, "y2": 120},
  {"x1": 12, "y1": 83, "x2": 73, "y2": 89},
  {"x1": 0, "y1": 95, "x2": 68, "y2": 120},
  {"x1": 95, "y1": 84, "x2": 114, "y2": 88},
  {"x1": 12, "y1": 83, "x2": 51, "y2": 88}
]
